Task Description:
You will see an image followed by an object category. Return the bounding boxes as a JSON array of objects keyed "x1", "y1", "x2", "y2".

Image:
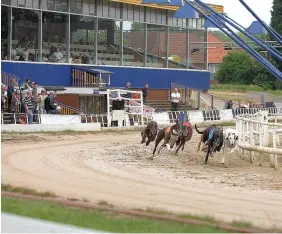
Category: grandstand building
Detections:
[{"x1": 1, "y1": 0, "x2": 224, "y2": 113}]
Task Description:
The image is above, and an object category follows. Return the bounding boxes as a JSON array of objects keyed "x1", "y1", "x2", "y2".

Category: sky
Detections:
[
  {"x1": 203, "y1": 0, "x2": 273, "y2": 27},
  {"x1": 123, "y1": 0, "x2": 273, "y2": 30}
]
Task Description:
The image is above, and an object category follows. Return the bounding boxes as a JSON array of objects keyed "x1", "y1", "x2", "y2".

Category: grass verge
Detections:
[
  {"x1": 1, "y1": 196, "x2": 230, "y2": 233},
  {"x1": 1, "y1": 184, "x2": 56, "y2": 198},
  {"x1": 210, "y1": 84, "x2": 282, "y2": 95}
]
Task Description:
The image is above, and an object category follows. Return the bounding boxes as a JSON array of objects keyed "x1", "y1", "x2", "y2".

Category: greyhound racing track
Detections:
[{"x1": 2, "y1": 131, "x2": 282, "y2": 229}]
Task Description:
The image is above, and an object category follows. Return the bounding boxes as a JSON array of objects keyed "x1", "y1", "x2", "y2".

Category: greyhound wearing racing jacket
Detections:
[
  {"x1": 141, "y1": 121, "x2": 158, "y2": 146},
  {"x1": 195, "y1": 124, "x2": 224, "y2": 164},
  {"x1": 149, "y1": 122, "x2": 181, "y2": 160}
]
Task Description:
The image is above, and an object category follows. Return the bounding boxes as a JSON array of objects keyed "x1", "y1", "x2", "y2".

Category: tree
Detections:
[
  {"x1": 270, "y1": 0, "x2": 282, "y2": 72},
  {"x1": 215, "y1": 51, "x2": 255, "y2": 84},
  {"x1": 215, "y1": 51, "x2": 281, "y2": 90}
]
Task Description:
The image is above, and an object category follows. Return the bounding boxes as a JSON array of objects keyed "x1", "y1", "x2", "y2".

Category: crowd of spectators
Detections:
[{"x1": 1, "y1": 78, "x2": 61, "y2": 124}]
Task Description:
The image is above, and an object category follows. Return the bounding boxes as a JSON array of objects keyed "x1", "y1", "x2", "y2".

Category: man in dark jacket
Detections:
[
  {"x1": 44, "y1": 91, "x2": 59, "y2": 114},
  {"x1": 142, "y1": 84, "x2": 148, "y2": 104},
  {"x1": 7, "y1": 78, "x2": 17, "y2": 112}
]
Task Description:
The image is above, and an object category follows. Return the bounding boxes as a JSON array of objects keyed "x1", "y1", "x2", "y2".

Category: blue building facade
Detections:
[{"x1": 1, "y1": 0, "x2": 211, "y2": 90}]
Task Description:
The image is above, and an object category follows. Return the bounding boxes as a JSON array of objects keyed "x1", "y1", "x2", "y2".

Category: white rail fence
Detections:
[
  {"x1": 2, "y1": 107, "x2": 282, "y2": 127},
  {"x1": 236, "y1": 111, "x2": 282, "y2": 170}
]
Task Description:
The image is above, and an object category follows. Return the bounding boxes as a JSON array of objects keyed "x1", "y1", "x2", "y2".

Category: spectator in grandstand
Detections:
[
  {"x1": 124, "y1": 82, "x2": 131, "y2": 97},
  {"x1": 21, "y1": 78, "x2": 32, "y2": 91},
  {"x1": 1, "y1": 84, "x2": 7, "y2": 113},
  {"x1": 171, "y1": 88, "x2": 180, "y2": 112},
  {"x1": 45, "y1": 91, "x2": 60, "y2": 114},
  {"x1": 52, "y1": 47, "x2": 64, "y2": 63},
  {"x1": 10, "y1": 89, "x2": 21, "y2": 113},
  {"x1": 23, "y1": 90, "x2": 34, "y2": 124},
  {"x1": 142, "y1": 84, "x2": 149, "y2": 104},
  {"x1": 19, "y1": 115, "x2": 27, "y2": 124},
  {"x1": 122, "y1": 82, "x2": 131, "y2": 112},
  {"x1": 226, "y1": 100, "x2": 233, "y2": 109},
  {"x1": 31, "y1": 82, "x2": 38, "y2": 111},
  {"x1": 7, "y1": 78, "x2": 17, "y2": 112},
  {"x1": 38, "y1": 89, "x2": 47, "y2": 114},
  {"x1": 31, "y1": 82, "x2": 39, "y2": 122},
  {"x1": 22, "y1": 47, "x2": 29, "y2": 61}
]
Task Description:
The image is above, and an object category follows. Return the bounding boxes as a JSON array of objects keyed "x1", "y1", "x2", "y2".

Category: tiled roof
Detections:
[{"x1": 208, "y1": 31, "x2": 230, "y2": 64}]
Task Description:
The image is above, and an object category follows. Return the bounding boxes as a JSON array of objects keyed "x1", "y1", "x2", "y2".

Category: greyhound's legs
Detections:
[
  {"x1": 197, "y1": 138, "x2": 202, "y2": 154},
  {"x1": 182, "y1": 141, "x2": 186, "y2": 151},
  {"x1": 175, "y1": 142, "x2": 183, "y2": 155},
  {"x1": 141, "y1": 130, "x2": 146, "y2": 144},
  {"x1": 204, "y1": 145, "x2": 211, "y2": 164}
]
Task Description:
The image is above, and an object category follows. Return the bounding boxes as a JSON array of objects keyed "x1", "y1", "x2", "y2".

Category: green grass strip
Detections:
[{"x1": 1, "y1": 196, "x2": 230, "y2": 233}]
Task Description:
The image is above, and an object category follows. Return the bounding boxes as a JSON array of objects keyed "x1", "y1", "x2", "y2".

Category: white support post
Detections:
[
  {"x1": 250, "y1": 122, "x2": 254, "y2": 163},
  {"x1": 272, "y1": 127, "x2": 278, "y2": 169},
  {"x1": 107, "y1": 89, "x2": 111, "y2": 128},
  {"x1": 140, "y1": 91, "x2": 144, "y2": 126}
]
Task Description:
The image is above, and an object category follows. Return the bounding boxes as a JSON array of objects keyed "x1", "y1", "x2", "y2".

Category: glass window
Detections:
[
  {"x1": 123, "y1": 21, "x2": 145, "y2": 67},
  {"x1": 1, "y1": 6, "x2": 9, "y2": 60},
  {"x1": 70, "y1": 0, "x2": 82, "y2": 14},
  {"x1": 70, "y1": 15, "x2": 95, "y2": 64},
  {"x1": 168, "y1": 27, "x2": 187, "y2": 69},
  {"x1": 189, "y1": 29, "x2": 205, "y2": 69},
  {"x1": 42, "y1": 11, "x2": 68, "y2": 63},
  {"x1": 146, "y1": 24, "x2": 167, "y2": 68},
  {"x1": 209, "y1": 64, "x2": 220, "y2": 74},
  {"x1": 11, "y1": 8, "x2": 39, "y2": 62},
  {"x1": 2, "y1": 0, "x2": 11, "y2": 5},
  {"x1": 41, "y1": 0, "x2": 68, "y2": 12},
  {"x1": 97, "y1": 18, "x2": 121, "y2": 66},
  {"x1": 11, "y1": 0, "x2": 39, "y2": 8}
]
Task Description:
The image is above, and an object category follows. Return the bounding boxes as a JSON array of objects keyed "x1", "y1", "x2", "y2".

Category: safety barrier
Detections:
[
  {"x1": 236, "y1": 111, "x2": 282, "y2": 170},
  {"x1": 2, "y1": 107, "x2": 282, "y2": 127},
  {"x1": 170, "y1": 81, "x2": 237, "y2": 110},
  {"x1": 1, "y1": 71, "x2": 20, "y2": 86}
]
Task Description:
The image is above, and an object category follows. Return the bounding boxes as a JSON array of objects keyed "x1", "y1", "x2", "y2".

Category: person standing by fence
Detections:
[
  {"x1": 171, "y1": 88, "x2": 180, "y2": 112},
  {"x1": 142, "y1": 84, "x2": 148, "y2": 104}
]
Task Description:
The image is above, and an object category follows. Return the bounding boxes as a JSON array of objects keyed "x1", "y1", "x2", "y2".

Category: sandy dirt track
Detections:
[{"x1": 2, "y1": 131, "x2": 282, "y2": 229}]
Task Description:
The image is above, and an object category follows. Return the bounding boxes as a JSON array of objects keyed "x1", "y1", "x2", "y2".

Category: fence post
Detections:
[
  {"x1": 197, "y1": 91, "x2": 200, "y2": 110},
  {"x1": 250, "y1": 121, "x2": 254, "y2": 163},
  {"x1": 211, "y1": 95, "x2": 214, "y2": 109},
  {"x1": 185, "y1": 86, "x2": 187, "y2": 105},
  {"x1": 140, "y1": 91, "x2": 144, "y2": 126},
  {"x1": 106, "y1": 89, "x2": 111, "y2": 128},
  {"x1": 261, "y1": 94, "x2": 265, "y2": 106}
]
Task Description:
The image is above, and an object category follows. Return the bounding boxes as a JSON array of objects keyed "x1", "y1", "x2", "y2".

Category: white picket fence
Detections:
[{"x1": 236, "y1": 111, "x2": 282, "y2": 170}]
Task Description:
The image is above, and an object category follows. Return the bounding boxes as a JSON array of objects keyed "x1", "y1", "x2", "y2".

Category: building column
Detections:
[
  {"x1": 186, "y1": 19, "x2": 190, "y2": 69},
  {"x1": 120, "y1": 21, "x2": 123, "y2": 66},
  {"x1": 66, "y1": 14, "x2": 70, "y2": 63},
  {"x1": 7, "y1": 6, "x2": 12, "y2": 61},
  {"x1": 37, "y1": 10, "x2": 42, "y2": 62},
  {"x1": 165, "y1": 26, "x2": 169, "y2": 68},
  {"x1": 165, "y1": 10, "x2": 169, "y2": 68},
  {"x1": 143, "y1": 23, "x2": 147, "y2": 67},
  {"x1": 94, "y1": 18, "x2": 98, "y2": 65},
  {"x1": 204, "y1": 29, "x2": 208, "y2": 70}
]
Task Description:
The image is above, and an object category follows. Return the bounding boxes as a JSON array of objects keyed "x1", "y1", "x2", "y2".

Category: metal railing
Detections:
[
  {"x1": 71, "y1": 67, "x2": 109, "y2": 88},
  {"x1": 170, "y1": 81, "x2": 239, "y2": 110},
  {"x1": 1, "y1": 71, "x2": 20, "y2": 86}
]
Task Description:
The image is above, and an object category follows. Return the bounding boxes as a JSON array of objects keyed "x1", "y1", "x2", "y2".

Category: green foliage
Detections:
[
  {"x1": 271, "y1": 0, "x2": 282, "y2": 71},
  {"x1": 215, "y1": 51, "x2": 254, "y2": 84},
  {"x1": 215, "y1": 51, "x2": 282, "y2": 90}
]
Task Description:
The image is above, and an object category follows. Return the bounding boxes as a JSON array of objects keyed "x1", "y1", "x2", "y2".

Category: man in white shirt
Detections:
[{"x1": 171, "y1": 88, "x2": 180, "y2": 112}]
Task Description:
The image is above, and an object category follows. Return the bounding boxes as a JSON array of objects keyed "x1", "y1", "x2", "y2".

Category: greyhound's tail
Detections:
[{"x1": 195, "y1": 124, "x2": 204, "y2": 134}]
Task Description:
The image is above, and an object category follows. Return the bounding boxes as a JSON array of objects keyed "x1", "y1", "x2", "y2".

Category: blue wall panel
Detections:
[{"x1": 1, "y1": 62, "x2": 210, "y2": 90}]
